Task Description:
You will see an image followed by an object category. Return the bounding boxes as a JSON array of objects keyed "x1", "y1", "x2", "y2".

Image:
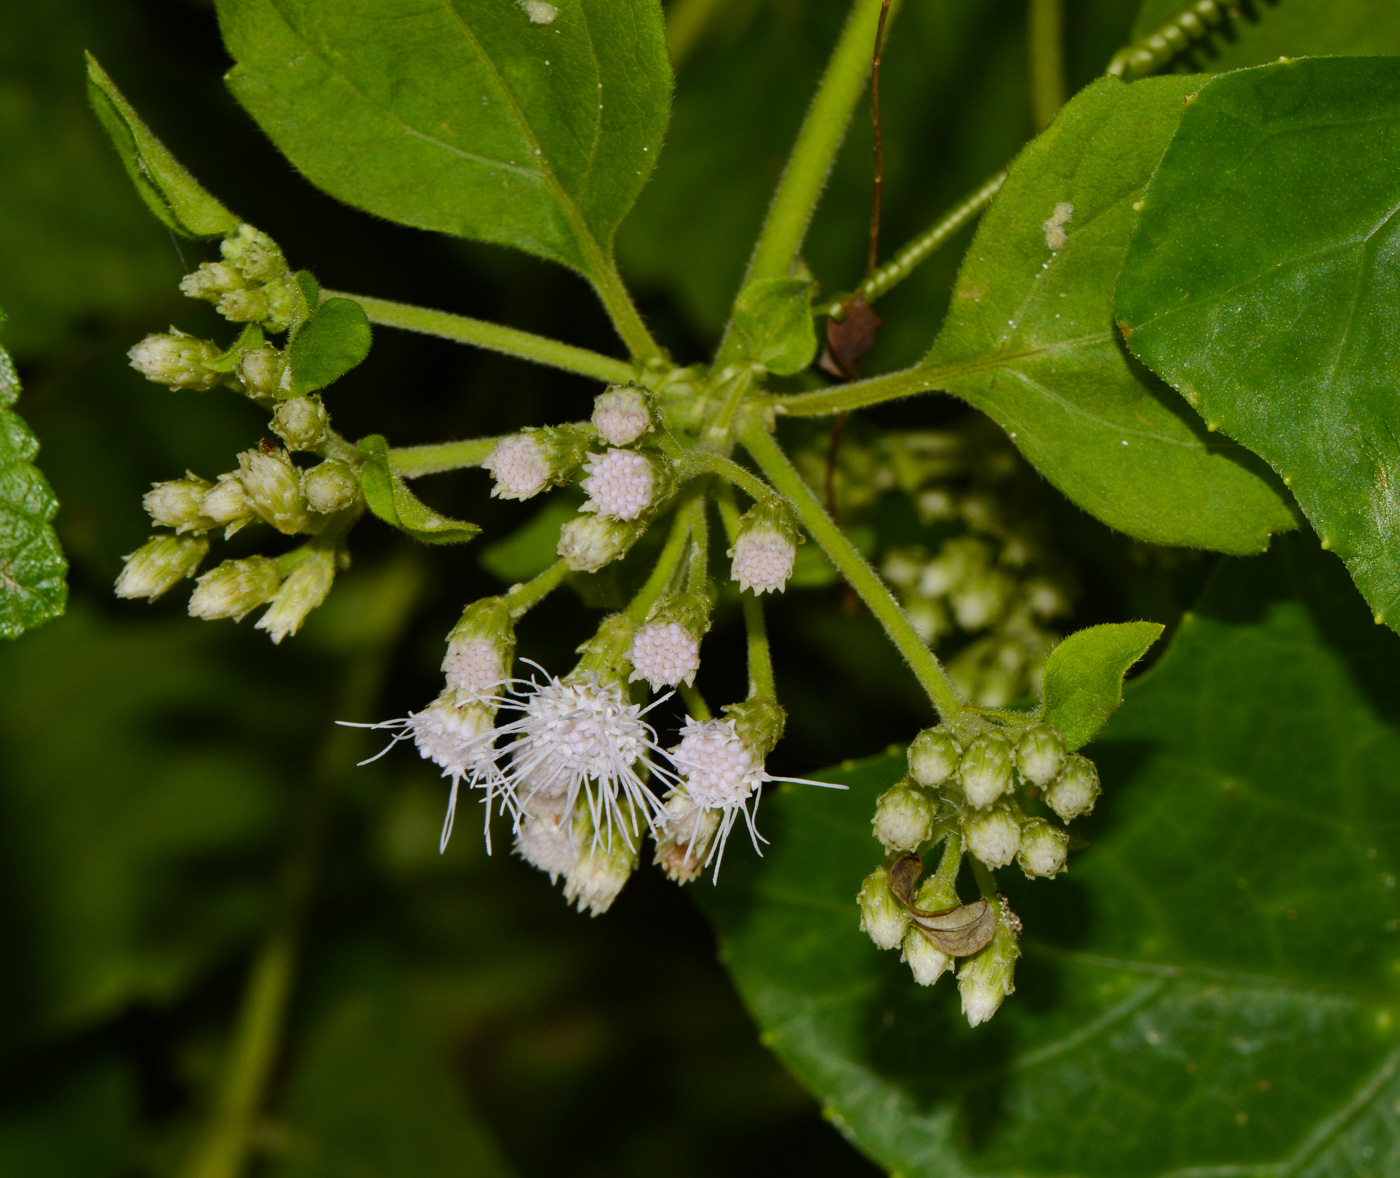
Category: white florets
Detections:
[
  {"x1": 592, "y1": 387, "x2": 652, "y2": 446},
  {"x1": 628, "y1": 622, "x2": 700, "y2": 690},
  {"x1": 964, "y1": 807, "x2": 1022, "y2": 869},
  {"x1": 580, "y1": 449, "x2": 655, "y2": 520},
  {"x1": 903, "y1": 927, "x2": 953, "y2": 986},
  {"x1": 514, "y1": 792, "x2": 577, "y2": 879},
  {"x1": 671, "y1": 718, "x2": 763, "y2": 810},
  {"x1": 730, "y1": 528, "x2": 796, "y2": 594},
  {"x1": 485, "y1": 434, "x2": 551, "y2": 500},
  {"x1": 443, "y1": 636, "x2": 507, "y2": 697}
]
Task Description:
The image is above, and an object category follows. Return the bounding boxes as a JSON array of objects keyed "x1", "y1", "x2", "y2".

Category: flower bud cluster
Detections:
[{"x1": 180, "y1": 224, "x2": 299, "y2": 333}]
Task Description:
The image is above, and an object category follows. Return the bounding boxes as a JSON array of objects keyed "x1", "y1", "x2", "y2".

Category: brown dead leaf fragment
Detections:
[{"x1": 820, "y1": 293, "x2": 882, "y2": 379}]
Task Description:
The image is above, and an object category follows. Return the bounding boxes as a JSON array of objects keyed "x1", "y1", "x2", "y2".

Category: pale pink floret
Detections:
[
  {"x1": 443, "y1": 636, "x2": 507, "y2": 697},
  {"x1": 580, "y1": 449, "x2": 654, "y2": 520},
  {"x1": 730, "y1": 529, "x2": 796, "y2": 594},
  {"x1": 628, "y1": 622, "x2": 700, "y2": 690},
  {"x1": 484, "y1": 434, "x2": 551, "y2": 500}
]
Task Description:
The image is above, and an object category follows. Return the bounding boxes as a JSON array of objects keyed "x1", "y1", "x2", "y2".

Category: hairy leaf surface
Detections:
[
  {"x1": 923, "y1": 75, "x2": 1295, "y2": 553},
  {"x1": 358, "y1": 434, "x2": 480, "y2": 545},
  {"x1": 215, "y1": 0, "x2": 670, "y2": 280},
  {"x1": 1118, "y1": 57, "x2": 1400, "y2": 629},
  {"x1": 1040, "y1": 620, "x2": 1162, "y2": 750},
  {"x1": 702, "y1": 538, "x2": 1400, "y2": 1176},
  {"x1": 288, "y1": 297, "x2": 372, "y2": 395}
]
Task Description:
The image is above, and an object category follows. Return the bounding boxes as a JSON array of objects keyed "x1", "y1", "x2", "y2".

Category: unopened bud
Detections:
[
  {"x1": 1017, "y1": 818, "x2": 1068, "y2": 878},
  {"x1": 237, "y1": 448, "x2": 309, "y2": 534},
  {"x1": 236, "y1": 346, "x2": 285, "y2": 398},
  {"x1": 1015, "y1": 724, "x2": 1065, "y2": 787},
  {"x1": 857, "y1": 867, "x2": 909, "y2": 950},
  {"x1": 557, "y1": 514, "x2": 644, "y2": 572},
  {"x1": 908, "y1": 727, "x2": 960, "y2": 788},
  {"x1": 654, "y1": 793, "x2": 721, "y2": 884},
  {"x1": 872, "y1": 780, "x2": 935, "y2": 852},
  {"x1": 958, "y1": 734, "x2": 1014, "y2": 808},
  {"x1": 729, "y1": 499, "x2": 801, "y2": 595},
  {"x1": 143, "y1": 474, "x2": 214, "y2": 533},
  {"x1": 1045, "y1": 754, "x2": 1100, "y2": 821},
  {"x1": 178, "y1": 262, "x2": 245, "y2": 303},
  {"x1": 188, "y1": 556, "x2": 281, "y2": 621},
  {"x1": 200, "y1": 474, "x2": 258, "y2": 537},
  {"x1": 256, "y1": 549, "x2": 335, "y2": 643},
  {"x1": 515, "y1": 791, "x2": 579, "y2": 880},
  {"x1": 114, "y1": 535, "x2": 209, "y2": 600},
  {"x1": 963, "y1": 805, "x2": 1021, "y2": 869},
  {"x1": 270, "y1": 395, "x2": 328, "y2": 452},
  {"x1": 562, "y1": 802, "x2": 639, "y2": 916},
  {"x1": 443, "y1": 597, "x2": 514, "y2": 697},
  {"x1": 484, "y1": 425, "x2": 589, "y2": 501},
  {"x1": 304, "y1": 459, "x2": 360, "y2": 514},
  {"x1": 580, "y1": 449, "x2": 669, "y2": 521},
  {"x1": 628, "y1": 592, "x2": 709, "y2": 691},
  {"x1": 128, "y1": 332, "x2": 224, "y2": 391},
  {"x1": 957, "y1": 904, "x2": 1020, "y2": 1027},
  {"x1": 592, "y1": 385, "x2": 653, "y2": 446},
  {"x1": 412, "y1": 688, "x2": 497, "y2": 779},
  {"x1": 901, "y1": 873, "x2": 959, "y2": 985},
  {"x1": 221, "y1": 224, "x2": 287, "y2": 283}
]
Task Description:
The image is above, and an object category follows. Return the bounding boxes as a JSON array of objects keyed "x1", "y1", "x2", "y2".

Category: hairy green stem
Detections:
[
  {"x1": 389, "y1": 437, "x2": 498, "y2": 478},
  {"x1": 506, "y1": 559, "x2": 571, "y2": 619},
  {"x1": 739, "y1": 420, "x2": 963, "y2": 720},
  {"x1": 686, "y1": 489, "x2": 712, "y2": 595},
  {"x1": 970, "y1": 857, "x2": 1002, "y2": 904},
  {"x1": 716, "y1": 484, "x2": 777, "y2": 700},
  {"x1": 1028, "y1": 0, "x2": 1066, "y2": 130},
  {"x1": 679, "y1": 681, "x2": 714, "y2": 721},
  {"x1": 325, "y1": 291, "x2": 635, "y2": 385},
  {"x1": 933, "y1": 829, "x2": 964, "y2": 890},
  {"x1": 589, "y1": 260, "x2": 666, "y2": 366},
  {"x1": 680, "y1": 448, "x2": 774, "y2": 504},
  {"x1": 627, "y1": 499, "x2": 696, "y2": 624},
  {"x1": 768, "y1": 362, "x2": 937, "y2": 417},
  {"x1": 715, "y1": 0, "x2": 902, "y2": 367}
]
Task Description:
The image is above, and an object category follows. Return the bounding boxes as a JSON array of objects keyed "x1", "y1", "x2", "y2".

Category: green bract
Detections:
[
  {"x1": 357, "y1": 434, "x2": 480, "y2": 546},
  {"x1": 1040, "y1": 620, "x2": 1162, "y2": 751}
]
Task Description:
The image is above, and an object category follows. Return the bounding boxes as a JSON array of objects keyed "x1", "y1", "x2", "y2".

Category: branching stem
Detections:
[
  {"x1": 389, "y1": 437, "x2": 499, "y2": 478},
  {"x1": 680, "y1": 448, "x2": 774, "y2": 504},
  {"x1": 506, "y1": 559, "x2": 571, "y2": 619}
]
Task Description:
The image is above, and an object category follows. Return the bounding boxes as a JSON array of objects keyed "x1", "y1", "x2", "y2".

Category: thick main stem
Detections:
[
  {"x1": 1028, "y1": 0, "x2": 1066, "y2": 131},
  {"x1": 739, "y1": 421, "x2": 963, "y2": 721}
]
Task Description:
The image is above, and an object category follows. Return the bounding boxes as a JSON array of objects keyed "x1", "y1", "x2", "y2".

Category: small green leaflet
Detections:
[
  {"x1": 0, "y1": 315, "x2": 66, "y2": 638},
  {"x1": 357, "y1": 435, "x2": 479, "y2": 546},
  {"x1": 214, "y1": 0, "x2": 671, "y2": 284},
  {"x1": 1118, "y1": 57, "x2": 1400, "y2": 630},
  {"x1": 732, "y1": 277, "x2": 818, "y2": 376},
  {"x1": 287, "y1": 298, "x2": 372, "y2": 396},
  {"x1": 921, "y1": 75, "x2": 1294, "y2": 554},
  {"x1": 1040, "y1": 620, "x2": 1162, "y2": 750},
  {"x1": 85, "y1": 53, "x2": 240, "y2": 239}
]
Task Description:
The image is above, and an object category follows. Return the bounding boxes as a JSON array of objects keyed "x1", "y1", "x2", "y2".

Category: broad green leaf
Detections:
[
  {"x1": 733, "y1": 277, "x2": 818, "y2": 376},
  {"x1": 287, "y1": 297, "x2": 372, "y2": 395},
  {"x1": 1118, "y1": 57, "x2": 1400, "y2": 629},
  {"x1": 357, "y1": 434, "x2": 480, "y2": 546},
  {"x1": 701, "y1": 536, "x2": 1400, "y2": 1177},
  {"x1": 0, "y1": 321, "x2": 67, "y2": 638},
  {"x1": 1040, "y1": 620, "x2": 1162, "y2": 750},
  {"x1": 922, "y1": 75, "x2": 1295, "y2": 553},
  {"x1": 85, "y1": 53, "x2": 240, "y2": 239},
  {"x1": 215, "y1": 0, "x2": 671, "y2": 280},
  {"x1": 1130, "y1": 0, "x2": 1400, "y2": 70}
]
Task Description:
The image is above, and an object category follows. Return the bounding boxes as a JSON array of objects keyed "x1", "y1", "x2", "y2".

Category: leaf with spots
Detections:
[
  {"x1": 919, "y1": 75, "x2": 1294, "y2": 553},
  {"x1": 0, "y1": 314, "x2": 66, "y2": 638},
  {"x1": 700, "y1": 536, "x2": 1400, "y2": 1176},
  {"x1": 1118, "y1": 56, "x2": 1400, "y2": 631}
]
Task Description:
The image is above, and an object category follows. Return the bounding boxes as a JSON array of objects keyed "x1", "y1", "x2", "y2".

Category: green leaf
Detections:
[
  {"x1": 357, "y1": 435, "x2": 480, "y2": 546},
  {"x1": 287, "y1": 298, "x2": 372, "y2": 395},
  {"x1": 922, "y1": 75, "x2": 1295, "y2": 554},
  {"x1": 0, "y1": 321, "x2": 67, "y2": 638},
  {"x1": 1118, "y1": 57, "x2": 1400, "y2": 629},
  {"x1": 85, "y1": 53, "x2": 240, "y2": 239},
  {"x1": 1040, "y1": 619, "x2": 1162, "y2": 750},
  {"x1": 1130, "y1": 0, "x2": 1400, "y2": 70},
  {"x1": 214, "y1": 0, "x2": 671, "y2": 281},
  {"x1": 733, "y1": 277, "x2": 818, "y2": 376},
  {"x1": 701, "y1": 536, "x2": 1400, "y2": 1176}
]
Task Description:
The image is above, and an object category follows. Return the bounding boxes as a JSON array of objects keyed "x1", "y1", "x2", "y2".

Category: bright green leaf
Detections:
[
  {"x1": 1118, "y1": 57, "x2": 1400, "y2": 629},
  {"x1": 701, "y1": 537, "x2": 1400, "y2": 1176},
  {"x1": 357, "y1": 434, "x2": 480, "y2": 546},
  {"x1": 85, "y1": 53, "x2": 240, "y2": 239},
  {"x1": 923, "y1": 75, "x2": 1295, "y2": 553},
  {"x1": 733, "y1": 277, "x2": 818, "y2": 376},
  {"x1": 215, "y1": 0, "x2": 671, "y2": 281},
  {"x1": 287, "y1": 297, "x2": 372, "y2": 396},
  {"x1": 1040, "y1": 619, "x2": 1162, "y2": 749},
  {"x1": 0, "y1": 321, "x2": 66, "y2": 638}
]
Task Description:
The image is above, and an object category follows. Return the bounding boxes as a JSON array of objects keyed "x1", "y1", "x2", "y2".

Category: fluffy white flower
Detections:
[
  {"x1": 580, "y1": 449, "x2": 655, "y2": 521},
  {"x1": 484, "y1": 434, "x2": 551, "y2": 500},
  {"x1": 729, "y1": 528, "x2": 796, "y2": 595},
  {"x1": 628, "y1": 621, "x2": 700, "y2": 690}
]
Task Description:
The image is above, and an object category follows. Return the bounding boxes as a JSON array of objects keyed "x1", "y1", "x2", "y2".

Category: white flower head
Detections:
[
  {"x1": 1045, "y1": 754, "x2": 1100, "y2": 822},
  {"x1": 580, "y1": 449, "x2": 657, "y2": 521},
  {"x1": 653, "y1": 792, "x2": 722, "y2": 884},
  {"x1": 728, "y1": 499, "x2": 801, "y2": 595},
  {"x1": 514, "y1": 790, "x2": 579, "y2": 880},
  {"x1": 484, "y1": 433, "x2": 550, "y2": 500},
  {"x1": 591, "y1": 386, "x2": 653, "y2": 447},
  {"x1": 557, "y1": 514, "x2": 644, "y2": 572},
  {"x1": 443, "y1": 596, "x2": 514, "y2": 698},
  {"x1": 628, "y1": 621, "x2": 700, "y2": 690},
  {"x1": 964, "y1": 805, "x2": 1021, "y2": 869}
]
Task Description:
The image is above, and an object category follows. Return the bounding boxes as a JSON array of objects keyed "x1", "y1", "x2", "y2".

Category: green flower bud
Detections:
[
  {"x1": 1015, "y1": 724, "x2": 1065, "y2": 787},
  {"x1": 236, "y1": 346, "x2": 285, "y2": 398},
  {"x1": 143, "y1": 474, "x2": 214, "y2": 533},
  {"x1": 114, "y1": 535, "x2": 209, "y2": 600},
  {"x1": 591, "y1": 385, "x2": 654, "y2": 446},
  {"x1": 217, "y1": 288, "x2": 269, "y2": 324},
  {"x1": 857, "y1": 866, "x2": 910, "y2": 951},
  {"x1": 959, "y1": 734, "x2": 1014, "y2": 808},
  {"x1": 271, "y1": 394, "x2": 329, "y2": 452},
  {"x1": 957, "y1": 903, "x2": 1021, "y2": 1027},
  {"x1": 188, "y1": 556, "x2": 281, "y2": 621},
  {"x1": 255, "y1": 549, "x2": 335, "y2": 644},
  {"x1": 443, "y1": 596, "x2": 515, "y2": 697},
  {"x1": 178, "y1": 261, "x2": 245, "y2": 303},
  {"x1": 872, "y1": 780, "x2": 935, "y2": 853},
  {"x1": 654, "y1": 793, "x2": 721, "y2": 885},
  {"x1": 304, "y1": 459, "x2": 360, "y2": 514},
  {"x1": 908, "y1": 726, "x2": 960, "y2": 788},
  {"x1": 200, "y1": 473, "x2": 258, "y2": 538},
  {"x1": 221, "y1": 224, "x2": 288, "y2": 284},
  {"x1": 557, "y1": 514, "x2": 645, "y2": 572},
  {"x1": 237, "y1": 448, "x2": 309, "y2": 534},
  {"x1": 1018, "y1": 818, "x2": 1069, "y2": 878},
  {"x1": 127, "y1": 332, "x2": 224, "y2": 391},
  {"x1": 964, "y1": 804, "x2": 1021, "y2": 869},
  {"x1": 1045, "y1": 754, "x2": 1100, "y2": 821}
]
